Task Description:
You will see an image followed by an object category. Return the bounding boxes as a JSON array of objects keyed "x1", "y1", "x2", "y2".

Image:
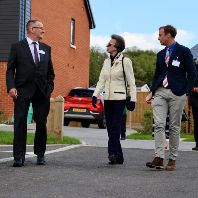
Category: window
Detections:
[
  {"x1": 69, "y1": 89, "x2": 94, "y2": 97},
  {"x1": 19, "y1": 0, "x2": 31, "y2": 40},
  {"x1": 70, "y1": 18, "x2": 75, "y2": 46}
]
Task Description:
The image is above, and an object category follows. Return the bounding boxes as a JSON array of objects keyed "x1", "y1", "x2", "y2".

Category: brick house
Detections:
[
  {"x1": 0, "y1": 0, "x2": 95, "y2": 122},
  {"x1": 191, "y1": 44, "x2": 198, "y2": 59}
]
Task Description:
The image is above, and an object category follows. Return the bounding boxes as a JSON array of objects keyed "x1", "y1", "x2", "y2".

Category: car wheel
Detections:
[
  {"x1": 64, "y1": 119, "x2": 70, "y2": 126},
  {"x1": 81, "y1": 121, "x2": 90, "y2": 128},
  {"x1": 98, "y1": 119, "x2": 106, "y2": 129}
]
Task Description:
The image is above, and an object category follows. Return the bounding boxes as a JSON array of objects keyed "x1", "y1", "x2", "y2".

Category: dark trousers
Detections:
[
  {"x1": 121, "y1": 113, "x2": 127, "y2": 138},
  {"x1": 13, "y1": 88, "x2": 50, "y2": 160},
  {"x1": 192, "y1": 106, "x2": 198, "y2": 145},
  {"x1": 104, "y1": 100, "x2": 125, "y2": 161}
]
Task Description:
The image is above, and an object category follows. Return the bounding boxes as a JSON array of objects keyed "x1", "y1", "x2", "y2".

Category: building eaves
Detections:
[{"x1": 84, "y1": 0, "x2": 96, "y2": 29}]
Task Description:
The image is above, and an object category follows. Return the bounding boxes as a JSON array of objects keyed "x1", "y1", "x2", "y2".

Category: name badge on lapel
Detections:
[
  {"x1": 172, "y1": 57, "x2": 180, "y2": 67},
  {"x1": 39, "y1": 50, "x2": 45, "y2": 55}
]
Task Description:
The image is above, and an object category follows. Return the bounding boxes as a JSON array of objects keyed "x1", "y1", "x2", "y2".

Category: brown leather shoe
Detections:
[
  {"x1": 146, "y1": 157, "x2": 164, "y2": 169},
  {"x1": 166, "y1": 159, "x2": 176, "y2": 171}
]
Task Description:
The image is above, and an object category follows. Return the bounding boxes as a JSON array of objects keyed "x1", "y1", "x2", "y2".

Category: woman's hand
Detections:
[
  {"x1": 92, "y1": 96, "x2": 97, "y2": 108},
  {"x1": 128, "y1": 101, "x2": 135, "y2": 111}
]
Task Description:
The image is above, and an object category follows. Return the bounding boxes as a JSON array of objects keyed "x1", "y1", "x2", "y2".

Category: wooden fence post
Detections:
[
  {"x1": 53, "y1": 95, "x2": 64, "y2": 140},
  {"x1": 47, "y1": 98, "x2": 55, "y2": 133}
]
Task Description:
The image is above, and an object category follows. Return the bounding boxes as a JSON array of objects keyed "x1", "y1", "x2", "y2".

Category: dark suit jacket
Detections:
[
  {"x1": 6, "y1": 39, "x2": 55, "y2": 99},
  {"x1": 189, "y1": 64, "x2": 198, "y2": 107},
  {"x1": 150, "y1": 42, "x2": 196, "y2": 96}
]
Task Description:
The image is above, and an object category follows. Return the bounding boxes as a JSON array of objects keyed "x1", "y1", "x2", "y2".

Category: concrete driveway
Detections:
[{"x1": 63, "y1": 125, "x2": 195, "y2": 151}]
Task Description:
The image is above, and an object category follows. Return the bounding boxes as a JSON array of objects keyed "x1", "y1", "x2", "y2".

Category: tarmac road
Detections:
[{"x1": 0, "y1": 124, "x2": 198, "y2": 198}]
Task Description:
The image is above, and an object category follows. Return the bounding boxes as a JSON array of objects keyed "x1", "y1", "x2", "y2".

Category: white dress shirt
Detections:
[{"x1": 26, "y1": 37, "x2": 40, "y2": 62}]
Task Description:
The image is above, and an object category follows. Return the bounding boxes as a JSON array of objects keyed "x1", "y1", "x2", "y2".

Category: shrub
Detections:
[
  {"x1": 0, "y1": 111, "x2": 5, "y2": 124},
  {"x1": 142, "y1": 110, "x2": 153, "y2": 134}
]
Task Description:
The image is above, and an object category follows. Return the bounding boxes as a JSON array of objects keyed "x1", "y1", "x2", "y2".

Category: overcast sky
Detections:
[{"x1": 90, "y1": 0, "x2": 198, "y2": 51}]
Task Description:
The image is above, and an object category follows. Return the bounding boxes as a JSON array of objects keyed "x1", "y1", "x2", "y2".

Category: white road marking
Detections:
[{"x1": 0, "y1": 143, "x2": 85, "y2": 163}]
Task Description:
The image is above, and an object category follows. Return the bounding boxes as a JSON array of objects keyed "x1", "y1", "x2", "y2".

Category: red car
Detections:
[{"x1": 64, "y1": 88, "x2": 106, "y2": 128}]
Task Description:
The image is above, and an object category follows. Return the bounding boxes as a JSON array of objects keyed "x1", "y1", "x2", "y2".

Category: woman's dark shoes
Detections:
[
  {"x1": 13, "y1": 158, "x2": 24, "y2": 167},
  {"x1": 108, "y1": 160, "x2": 124, "y2": 165},
  {"x1": 108, "y1": 154, "x2": 117, "y2": 163},
  {"x1": 37, "y1": 155, "x2": 46, "y2": 165},
  {"x1": 108, "y1": 155, "x2": 124, "y2": 165}
]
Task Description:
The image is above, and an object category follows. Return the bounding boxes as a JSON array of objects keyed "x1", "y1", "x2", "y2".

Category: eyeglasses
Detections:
[
  {"x1": 106, "y1": 42, "x2": 115, "y2": 47},
  {"x1": 32, "y1": 27, "x2": 44, "y2": 30}
]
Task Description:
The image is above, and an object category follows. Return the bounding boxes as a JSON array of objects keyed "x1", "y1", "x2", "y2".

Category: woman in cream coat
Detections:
[{"x1": 92, "y1": 34, "x2": 136, "y2": 164}]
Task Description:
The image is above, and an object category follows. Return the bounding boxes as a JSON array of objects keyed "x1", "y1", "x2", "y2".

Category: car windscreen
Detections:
[{"x1": 68, "y1": 89, "x2": 94, "y2": 97}]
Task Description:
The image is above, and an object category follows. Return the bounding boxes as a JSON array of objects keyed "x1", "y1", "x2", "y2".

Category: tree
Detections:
[
  {"x1": 89, "y1": 46, "x2": 107, "y2": 86},
  {"x1": 124, "y1": 48, "x2": 157, "y2": 87}
]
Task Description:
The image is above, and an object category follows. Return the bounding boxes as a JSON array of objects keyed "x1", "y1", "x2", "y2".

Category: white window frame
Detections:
[{"x1": 70, "y1": 18, "x2": 76, "y2": 48}]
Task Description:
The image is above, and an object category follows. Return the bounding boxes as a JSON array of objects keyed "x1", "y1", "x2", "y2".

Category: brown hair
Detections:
[
  {"x1": 159, "y1": 25, "x2": 177, "y2": 38},
  {"x1": 111, "y1": 34, "x2": 125, "y2": 52}
]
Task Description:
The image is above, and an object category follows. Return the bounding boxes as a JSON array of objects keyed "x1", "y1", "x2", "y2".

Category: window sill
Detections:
[{"x1": 70, "y1": 44, "x2": 76, "y2": 49}]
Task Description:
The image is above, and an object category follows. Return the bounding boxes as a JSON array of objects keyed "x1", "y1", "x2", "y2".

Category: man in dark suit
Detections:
[
  {"x1": 145, "y1": 25, "x2": 196, "y2": 171},
  {"x1": 6, "y1": 19, "x2": 55, "y2": 167},
  {"x1": 189, "y1": 60, "x2": 198, "y2": 151}
]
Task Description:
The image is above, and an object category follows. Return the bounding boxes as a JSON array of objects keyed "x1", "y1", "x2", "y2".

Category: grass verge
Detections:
[
  {"x1": 127, "y1": 132, "x2": 194, "y2": 142},
  {"x1": 0, "y1": 131, "x2": 81, "y2": 145}
]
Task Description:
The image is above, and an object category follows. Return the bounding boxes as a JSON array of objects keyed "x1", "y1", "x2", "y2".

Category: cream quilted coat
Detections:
[{"x1": 93, "y1": 53, "x2": 137, "y2": 102}]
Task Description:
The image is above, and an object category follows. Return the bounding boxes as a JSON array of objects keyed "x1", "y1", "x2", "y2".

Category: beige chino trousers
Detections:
[{"x1": 151, "y1": 87, "x2": 186, "y2": 160}]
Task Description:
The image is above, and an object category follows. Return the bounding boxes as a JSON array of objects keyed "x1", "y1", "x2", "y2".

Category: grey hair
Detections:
[{"x1": 26, "y1": 19, "x2": 41, "y2": 32}]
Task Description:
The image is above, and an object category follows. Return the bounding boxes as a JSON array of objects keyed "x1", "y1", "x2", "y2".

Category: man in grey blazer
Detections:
[
  {"x1": 146, "y1": 25, "x2": 196, "y2": 171},
  {"x1": 6, "y1": 19, "x2": 55, "y2": 167}
]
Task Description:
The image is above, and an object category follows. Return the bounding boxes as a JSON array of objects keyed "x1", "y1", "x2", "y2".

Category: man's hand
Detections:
[
  {"x1": 92, "y1": 96, "x2": 97, "y2": 108},
  {"x1": 146, "y1": 92, "x2": 153, "y2": 104},
  {"x1": 9, "y1": 88, "x2": 18, "y2": 99},
  {"x1": 192, "y1": 87, "x2": 198, "y2": 93}
]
